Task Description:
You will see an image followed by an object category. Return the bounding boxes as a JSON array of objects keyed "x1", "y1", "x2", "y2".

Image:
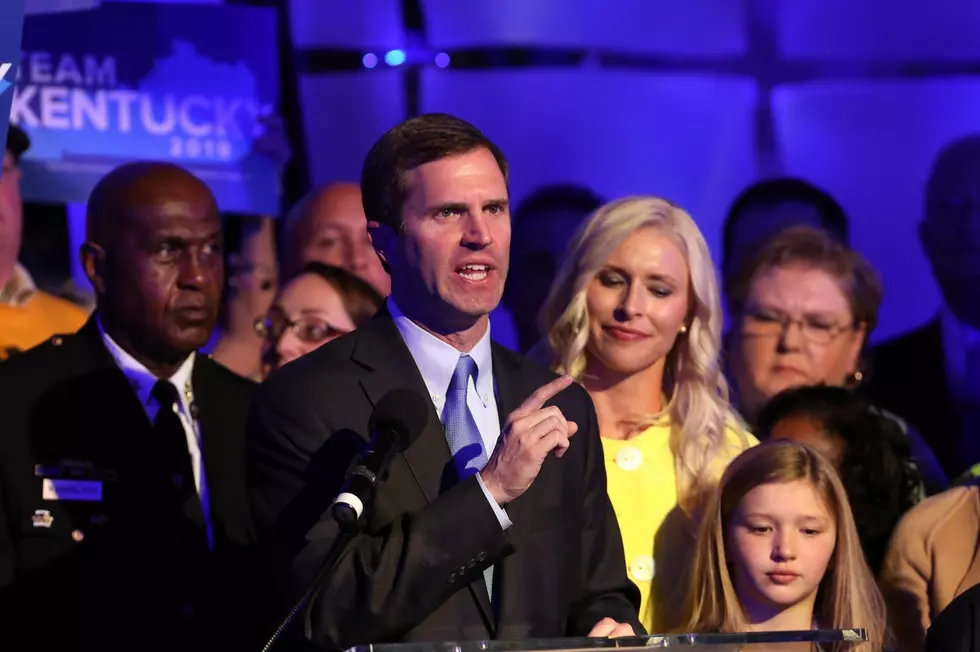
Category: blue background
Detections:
[
  {"x1": 283, "y1": 0, "x2": 980, "y2": 342},
  {"x1": 33, "y1": 0, "x2": 980, "y2": 343}
]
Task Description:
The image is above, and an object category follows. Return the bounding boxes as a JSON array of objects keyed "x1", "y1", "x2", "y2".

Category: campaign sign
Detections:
[
  {"x1": 13, "y1": 2, "x2": 280, "y2": 213},
  {"x1": 0, "y1": 0, "x2": 27, "y2": 179}
]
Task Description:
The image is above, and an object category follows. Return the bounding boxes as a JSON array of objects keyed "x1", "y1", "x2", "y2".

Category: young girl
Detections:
[
  {"x1": 680, "y1": 440, "x2": 887, "y2": 648},
  {"x1": 758, "y1": 385, "x2": 925, "y2": 575}
]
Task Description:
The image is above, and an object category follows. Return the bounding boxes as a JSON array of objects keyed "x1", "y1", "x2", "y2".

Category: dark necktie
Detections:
[
  {"x1": 442, "y1": 355, "x2": 494, "y2": 597},
  {"x1": 150, "y1": 380, "x2": 206, "y2": 534},
  {"x1": 149, "y1": 380, "x2": 210, "y2": 642}
]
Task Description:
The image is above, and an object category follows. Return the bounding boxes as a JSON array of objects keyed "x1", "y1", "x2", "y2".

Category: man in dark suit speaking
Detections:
[{"x1": 246, "y1": 114, "x2": 642, "y2": 648}]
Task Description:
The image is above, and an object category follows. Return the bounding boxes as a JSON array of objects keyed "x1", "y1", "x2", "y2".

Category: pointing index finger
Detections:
[{"x1": 513, "y1": 375, "x2": 573, "y2": 418}]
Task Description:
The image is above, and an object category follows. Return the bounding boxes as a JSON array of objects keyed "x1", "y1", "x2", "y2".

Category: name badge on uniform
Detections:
[{"x1": 42, "y1": 478, "x2": 102, "y2": 502}]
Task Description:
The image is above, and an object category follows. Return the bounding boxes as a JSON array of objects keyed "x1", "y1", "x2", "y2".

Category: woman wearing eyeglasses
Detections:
[
  {"x1": 724, "y1": 225, "x2": 947, "y2": 496},
  {"x1": 257, "y1": 261, "x2": 383, "y2": 377}
]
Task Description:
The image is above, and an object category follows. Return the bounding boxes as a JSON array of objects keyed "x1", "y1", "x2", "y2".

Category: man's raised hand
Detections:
[{"x1": 480, "y1": 375, "x2": 578, "y2": 505}]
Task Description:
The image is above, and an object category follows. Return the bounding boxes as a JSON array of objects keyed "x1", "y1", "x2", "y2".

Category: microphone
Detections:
[
  {"x1": 263, "y1": 389, "x2": 429, "y2": 652},
  {"x1": 331, "y1": 388, "x2": 429, "y2": 527}
]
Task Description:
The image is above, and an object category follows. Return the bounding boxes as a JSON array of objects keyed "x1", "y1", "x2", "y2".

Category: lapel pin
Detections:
[{"x1": 32, "y1": 510, "x2": 54, "y2": 528}]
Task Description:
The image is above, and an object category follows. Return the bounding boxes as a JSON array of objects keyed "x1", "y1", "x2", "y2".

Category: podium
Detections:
[{"x1": 345, "y1": 629, "x2": 869, "y2": 652}]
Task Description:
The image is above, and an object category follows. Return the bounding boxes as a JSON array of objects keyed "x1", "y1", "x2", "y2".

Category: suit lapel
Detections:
[
  {"x1": 353, "y1": 312, "x2": 505, "y2": 632},
  {"x1": 351, "y1": 311, "x2": 454, "y2": 503},
  {"x1": 489, "y1": 344, "x2": 540, "y2": 634},
  {"x1": 912, "y1": 319, "x2": 961, "y2": 470},
  {"x1": 192, "y1": 357, "x2": 244, "y2": 546},
  {"x1": 492, "y1": 344, "x2": 525, "y2": 432},
  {"x1": 61, "y1": 317, "x2": 155, "y2": 454},
  {"x1": 923, "y1": 319, "x2": 955, "y2": 399},
  {"x1": 491, "y1": 344, "x2": 538, "y2": 538}
]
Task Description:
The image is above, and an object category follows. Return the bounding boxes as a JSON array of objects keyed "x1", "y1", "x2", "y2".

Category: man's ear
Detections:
[
  {"x1": 368, "y1": 220, "x2": 396, "y2": 273},
  {"x1": 80, "y1": 241, "x2": 107, "y2": 294}
]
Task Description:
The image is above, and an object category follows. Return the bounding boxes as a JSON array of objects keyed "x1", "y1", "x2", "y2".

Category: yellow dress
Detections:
[
  {"x1": 0, "y1": 291, "x2": 88, "y2": 359},
  {"x1": 601, "y1": 416, "x2": 756, "y2": 634}
]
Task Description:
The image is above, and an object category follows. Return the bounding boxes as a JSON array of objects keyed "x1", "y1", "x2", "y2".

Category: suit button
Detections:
[
  {"x1": 468, "y1": 560, "x2": 477, "y2": 568},
  {"x1": 615, "y1": 446, "x2": 642, "y2": 471},
  {"x1": 458, "y1": 566, "x2": 467, "y2": 575},
  {"x1": 51, "y1": 336, "x2": 63, "y2": 346},
  {"x1": 476, "y1": 552, "x2": 487, "y2": 561},
  {"x1": 629, "y1": 555, "x2": 655, "y2": 582},
  {"x1": 448, "y1": 572, "x2": 457, "y2": 584}
]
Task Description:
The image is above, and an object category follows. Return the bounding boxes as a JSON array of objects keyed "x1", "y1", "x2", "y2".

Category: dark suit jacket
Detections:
[
  {"x1": 926, "y1": 581, "x2": 980, "y2": 652},
  {"x1": 0, "y1": 317, "x2": 260, "y2": 651},
  {"x1": 246, "y1": 311, "x2": 643, "y2": 649},
  {"x1": 865, "y1": 319, "x2": 963, "y2": 479}
]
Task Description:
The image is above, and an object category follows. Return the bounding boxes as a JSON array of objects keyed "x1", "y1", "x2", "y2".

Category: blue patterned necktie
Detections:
[{"x1": 442, "y1": 354, "x2": 494, "y2": 598}]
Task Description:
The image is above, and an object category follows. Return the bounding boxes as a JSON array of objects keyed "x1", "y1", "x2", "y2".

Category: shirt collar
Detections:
[
  {"x1": 97, "y1": 315, "x2": 196, "y2": 410},
  {"x1": 0, "y1": 263, "x2": 37, "y2": 306},
  {"x1": 388, "y1": 297, "x2": 494, "y2": 406}
]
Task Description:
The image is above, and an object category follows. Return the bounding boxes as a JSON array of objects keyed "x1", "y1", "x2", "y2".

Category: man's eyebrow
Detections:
[{"x1": 427, "y1": 201, "x2": 468, "y2": 214}]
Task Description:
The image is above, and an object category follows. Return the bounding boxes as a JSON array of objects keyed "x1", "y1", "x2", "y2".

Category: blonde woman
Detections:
[
  {"x1": 681, "y1": 440, "x2": 887, "y2": 649},
  {"x1": 536, "y1": 196, "x2": 755, "y2": 633}
]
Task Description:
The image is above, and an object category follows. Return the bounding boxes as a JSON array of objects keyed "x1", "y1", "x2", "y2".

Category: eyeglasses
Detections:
[
  {"x1": 741, "y1": 309, "x2": 854, "y2": 346},
  {"x1": 254, "y1": 308, "x2": 350, "y2": 344}
]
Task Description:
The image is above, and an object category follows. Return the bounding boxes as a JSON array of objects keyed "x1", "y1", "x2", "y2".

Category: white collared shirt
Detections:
[
  {"x1": 940, "y1": 304, "x2": 980, "y2": 404},
  {"x1": 389, "y1": 298, "x2": 512, "y2": 529},
  {"x1": 97, "y1": 318, "x2": 213, "y2": 548}
]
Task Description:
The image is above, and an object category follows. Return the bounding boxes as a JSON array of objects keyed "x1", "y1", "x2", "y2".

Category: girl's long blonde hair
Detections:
[
  {"x1": 537, "y1": 196, "x2": 746, "y2": 509},
  {"x1": 680, "y1": 440, "x2": 887, "y2": 649}
]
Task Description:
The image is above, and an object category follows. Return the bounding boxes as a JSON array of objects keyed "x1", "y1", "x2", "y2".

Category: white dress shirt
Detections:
[
  {"x1": 389, "y1": 298, "x2": 512, "y2": 530},
  {"x1": 97, "y1": 318, "x2": 213, "y2": 548}
]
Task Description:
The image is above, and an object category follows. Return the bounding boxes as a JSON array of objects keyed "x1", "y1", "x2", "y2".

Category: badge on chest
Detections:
[
  {"x1": 41, "y1": 478, "x2": 102, "y2": 502},
  {"x1": 35, "y1": 460, "x2": 116, "y2": 502}
]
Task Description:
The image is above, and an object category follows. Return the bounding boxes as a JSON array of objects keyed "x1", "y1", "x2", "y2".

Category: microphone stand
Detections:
[{"x1": 260, "y1": 520, "x2": 359, "y2": 652}]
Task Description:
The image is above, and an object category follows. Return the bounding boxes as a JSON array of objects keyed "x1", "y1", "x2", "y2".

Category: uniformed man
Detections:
[{"x1": 0, "y1": 162, "x2": 260, "y2": 650}]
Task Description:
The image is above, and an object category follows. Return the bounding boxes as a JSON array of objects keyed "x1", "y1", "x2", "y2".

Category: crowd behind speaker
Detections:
[{"x1": 1, "y1": 111, "x2": 980, "y2": 651}]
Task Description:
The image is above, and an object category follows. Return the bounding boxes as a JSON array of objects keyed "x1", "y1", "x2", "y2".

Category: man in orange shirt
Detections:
[{"x1": 0, "y1": 125, "x2": 88, "y2": 359}]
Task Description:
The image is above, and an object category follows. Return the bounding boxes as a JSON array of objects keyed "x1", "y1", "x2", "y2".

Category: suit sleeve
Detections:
[
  {"x1": 564, "y1": 390, "x2": 644, "y2": 636},
  {"x1": 245, "y1": 377, "x2": 513, "y2": 649}
]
